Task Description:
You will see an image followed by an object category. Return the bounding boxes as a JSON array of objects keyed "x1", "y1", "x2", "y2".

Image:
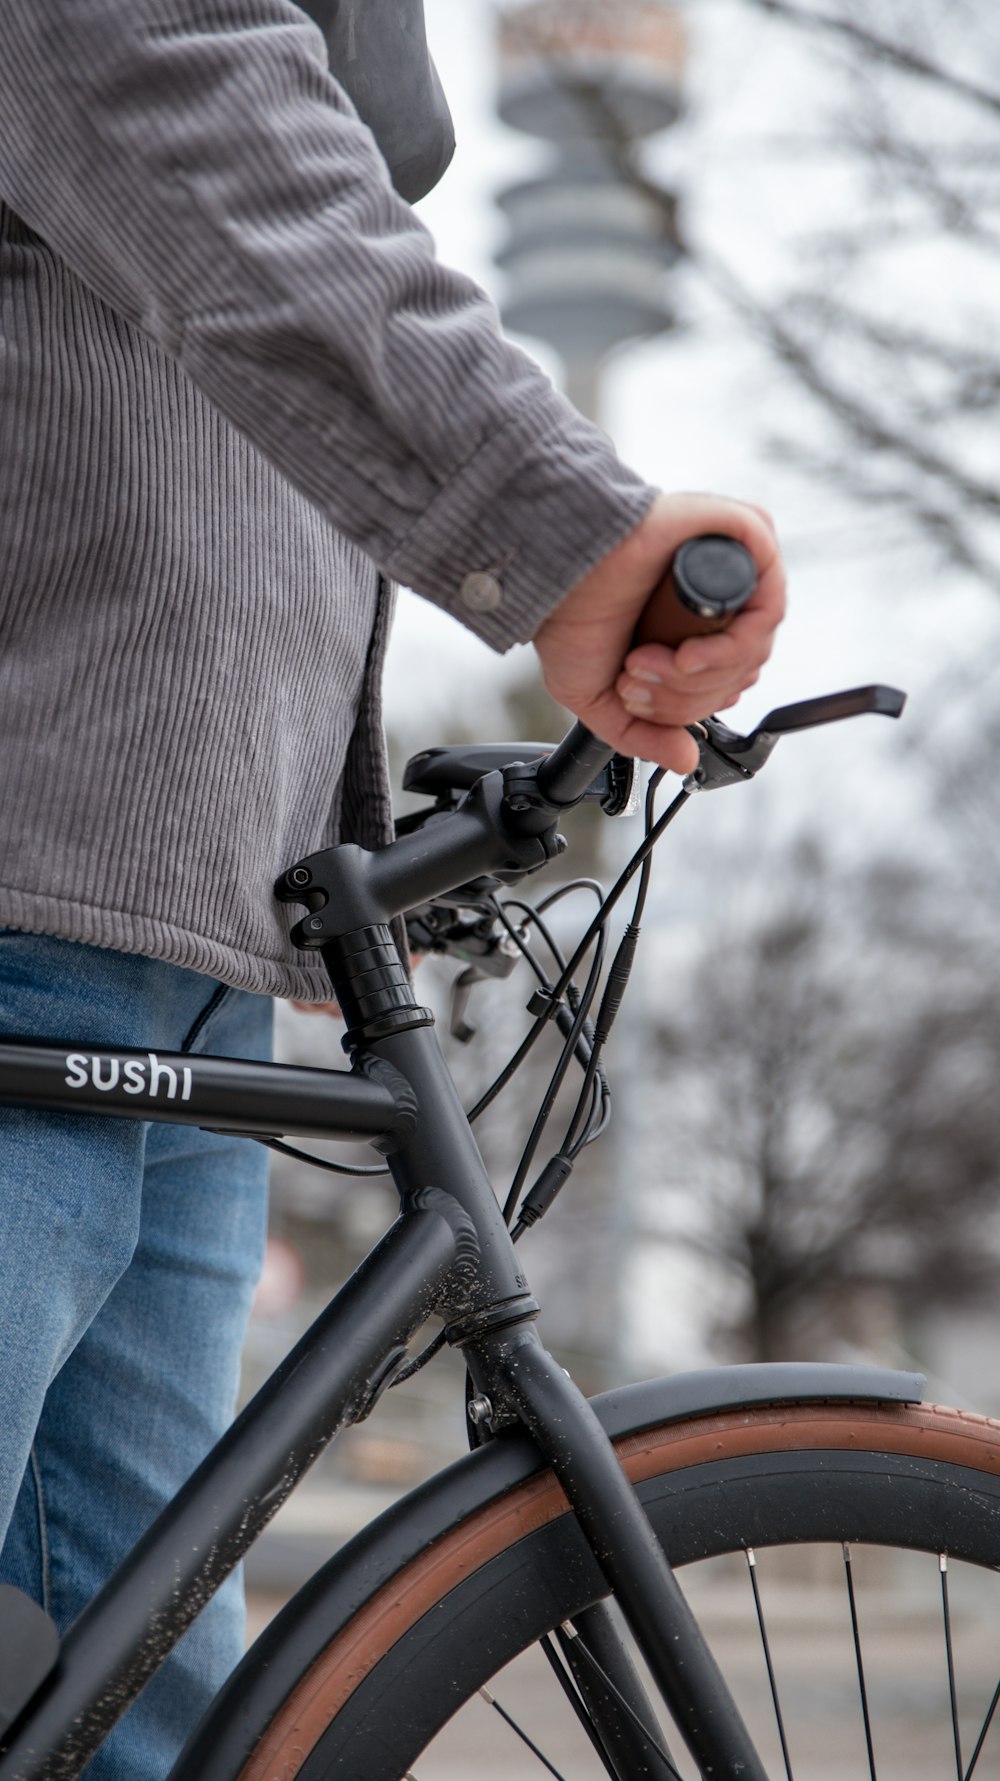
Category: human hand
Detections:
[{"x1": 532, "y1": 493, "x2": 786, "y2": 775}]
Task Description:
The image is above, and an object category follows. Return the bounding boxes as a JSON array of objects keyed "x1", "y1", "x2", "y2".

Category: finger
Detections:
[
  {"x1": 618, "y1": 647, "x2": 766, "y2": 710},
  {"x1": 713, "y1": 672, "x2": 761, "y2": 711},
  {"x1": 617, "y1": 678, "x2": 753, "y2": 730},
  {"x1": 620, "y1": 635, "x2": 771, "y2": 698},
  {"x1": 579, "y1": 691, "x2": 702, "y2": 773},
  {"x1": 675, "y1": 609, "x2": 779, "y2": 677},
  {"x1": 612, "y1": 716, "x2": 701, "y2": 775},
  {"x1": 626, "y1": 601, "x2": 781, "y2": 687},
  {"x1": 742, "y1": 501, "x2": 778, "y2": 537}
]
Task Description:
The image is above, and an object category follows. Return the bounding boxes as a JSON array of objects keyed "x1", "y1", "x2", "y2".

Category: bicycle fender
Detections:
[
  {"x1": 172, "y1": 1361, "x2": 923, "y2": 1780},
  {"x1": 592, "y1": 1360, "x2": 924, "y2": 1439}
]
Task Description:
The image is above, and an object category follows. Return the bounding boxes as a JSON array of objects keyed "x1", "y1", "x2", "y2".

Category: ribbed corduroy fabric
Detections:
[{"x1": 0, "y1": 1, "x2": 656, "y2": 999}]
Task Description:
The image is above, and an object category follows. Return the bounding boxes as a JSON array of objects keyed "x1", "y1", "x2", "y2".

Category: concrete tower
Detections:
[{"x1": 495, "y1": 0, "x2": 686, "y2": 421}]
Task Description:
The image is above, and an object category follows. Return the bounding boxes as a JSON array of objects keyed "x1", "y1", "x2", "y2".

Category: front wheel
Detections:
[{"x1": 181, "y1": 1396, "x2": 1000, "y2": 1780}]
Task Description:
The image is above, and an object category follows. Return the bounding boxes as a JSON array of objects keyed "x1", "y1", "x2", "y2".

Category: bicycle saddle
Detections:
[{"x1": 403, "y1": 744, "x2": 636, "y2": 815}]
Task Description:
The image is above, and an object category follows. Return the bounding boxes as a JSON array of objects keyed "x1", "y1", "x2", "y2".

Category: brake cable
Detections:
[
  {"x1": 500, "y1": 924, "x2": 608, "y2": 1226},
  {"x1": 560, "y1": 769, "x2": 664, "y2": 1156},
  {"x1": 260, "y1": 1136, "x2": 390, "y2": 1179},
  {"x1": 509, "y1": 769, "x2": 669, "y2": 1239}
]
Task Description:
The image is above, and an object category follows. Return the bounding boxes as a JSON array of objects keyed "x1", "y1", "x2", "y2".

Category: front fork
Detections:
[
  {"x1": 466, "y1": 1321, "x2": 768, "y2": 1781},
  {"x1": 315, "y1": 913, "x2": 768, "y2": 1780}
]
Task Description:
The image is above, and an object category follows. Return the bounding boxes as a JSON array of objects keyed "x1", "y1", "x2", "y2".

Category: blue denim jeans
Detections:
[{"x1": 0, "y1": 933, "x2": 273, "y2": 1780}]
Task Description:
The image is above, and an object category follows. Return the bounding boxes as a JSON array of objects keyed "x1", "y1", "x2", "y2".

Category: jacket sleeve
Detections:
[{"x1": 0, "y1": 0, "x2": 656, "y2": 649}]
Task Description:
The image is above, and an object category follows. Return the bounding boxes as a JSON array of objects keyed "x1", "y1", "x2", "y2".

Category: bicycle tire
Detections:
[{"x1": 178, "y1": 1390, "x2": 1000, "y2": 1780}]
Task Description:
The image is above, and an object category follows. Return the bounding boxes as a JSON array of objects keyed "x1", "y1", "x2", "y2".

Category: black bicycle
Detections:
[{"x1": 1, "y1": 540, "x2": 998, "y2": 1781}]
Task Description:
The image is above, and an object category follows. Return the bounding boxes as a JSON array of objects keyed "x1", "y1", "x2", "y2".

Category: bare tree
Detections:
[
  {"x1": 643, "y1": 836, "x2": 1000, "y2": 1361},
  {"x1": 721, "y1": 0, "x2": 1000, "y2": 584}
]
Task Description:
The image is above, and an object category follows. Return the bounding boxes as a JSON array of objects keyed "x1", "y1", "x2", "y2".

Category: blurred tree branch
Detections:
[
  {"x1": 742, "y1": 0, "x2": 1000, "y2": 120},
  {"x1": 502, "y1": 0, "x2": 1000, "y2": 586},
  {"x1": 644, "y1": 839, "x2": 1000, "y2": 1360}
]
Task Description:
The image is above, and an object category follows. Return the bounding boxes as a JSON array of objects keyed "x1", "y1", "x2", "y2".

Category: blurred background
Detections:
[{"x1": 244, "y1": 0, "x2": 1000, "y2": 1615}]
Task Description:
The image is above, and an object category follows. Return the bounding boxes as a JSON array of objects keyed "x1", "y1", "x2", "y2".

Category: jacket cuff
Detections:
[{"x1": 383, "y1": 385, "x2": 659, "y2": 650}]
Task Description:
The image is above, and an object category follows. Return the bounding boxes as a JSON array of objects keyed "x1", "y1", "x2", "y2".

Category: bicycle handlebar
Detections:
[
  {"x1": 533, "y1": 726, "x2": 620, "y2": 809},
  {"x1": 279, "y1": 536, "x2": 772, "y2": 941},
  {"x1": 534, "y1": 535, "x2": 757, "y2": 810}
]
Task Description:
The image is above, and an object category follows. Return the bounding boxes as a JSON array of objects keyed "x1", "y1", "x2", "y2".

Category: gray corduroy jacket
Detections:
[{"x1": 0, "y1": 1, "x2": 655, "y2": 1000}]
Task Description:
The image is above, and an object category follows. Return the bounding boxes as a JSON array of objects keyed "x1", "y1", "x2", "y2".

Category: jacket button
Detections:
[{"x1": 459, "y1": 570, "x2": 503, "y2": 612}]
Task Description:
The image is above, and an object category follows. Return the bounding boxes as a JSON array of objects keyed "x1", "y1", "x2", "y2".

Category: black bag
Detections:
[{"x1": 300, "y1": 0, "x2": 455, "y2": 203}]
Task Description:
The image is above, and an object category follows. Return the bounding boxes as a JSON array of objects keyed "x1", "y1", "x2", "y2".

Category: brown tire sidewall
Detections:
[{"x1": 236, "y1": 1400, "x2": 1000, "y2": 1780}]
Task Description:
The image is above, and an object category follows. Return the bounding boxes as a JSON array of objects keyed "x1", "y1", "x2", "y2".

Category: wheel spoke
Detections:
[
  {"x1": 559, "y1": 1622, "x2": 684, "y2": 1780},
  {"x1": 405, "y1": 1683, "x2": 572, "y2": 1781},
  {"x1": 745, "y1": 1547, "x2": 795, "y2": 1781},
  {"x1": 842, "y1": 1544, "x2": 878, "y2": 1778},
  {"x1": 542, "y1": 1632, "x2": 621, "y2": 1776},
  {"x1": 941, "y1": 1554, "x2": 964, "y2": 1780},
  {"x1": 963, "y1": 1678, "x2": 1000, "y2": 1779},
  {"x1": 478, "y1": 1683, "x2": 570, "y2": 1779}
]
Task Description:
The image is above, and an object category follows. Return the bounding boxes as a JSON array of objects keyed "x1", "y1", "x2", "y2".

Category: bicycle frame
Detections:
[
  {"x1": 0, "y1": 713, "x2": 908, "y2": 1779},
  {"x1": 0, "y1": 1017, "x2": 728, "y2": 1773},
  {"x1": 0, "y1": 1006, "x2": 771, "y2": 1781}
]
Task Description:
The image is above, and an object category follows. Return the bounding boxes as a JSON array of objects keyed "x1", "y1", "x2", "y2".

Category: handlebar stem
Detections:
[{"x1": 276, "y1": 770, "x2": 562, "y2": 947}]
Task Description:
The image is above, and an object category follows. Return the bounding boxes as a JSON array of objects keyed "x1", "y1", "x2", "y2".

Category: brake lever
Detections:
[
  {"x1": 686, "y1": 684, "x2": 907, "y2": 793},
  {"x1": 405, "y1": 905, "x2": 521, "y2": 1045},
  {"x1": 450, "y1": 966, "x2": 486, "y2": 1044},
  {"x1": 449, "y1": 932, "x2": 524, "y2": 1043}
]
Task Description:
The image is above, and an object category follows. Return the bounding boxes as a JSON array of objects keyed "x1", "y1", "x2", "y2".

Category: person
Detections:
[{"x1": 0, "y1": 3, "x2": 786, "y2": 1776}]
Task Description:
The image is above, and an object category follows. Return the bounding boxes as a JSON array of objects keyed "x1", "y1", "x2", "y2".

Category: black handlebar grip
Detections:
[{"x1": 634, "y1": 534, "x2": 757, "y2": 650}]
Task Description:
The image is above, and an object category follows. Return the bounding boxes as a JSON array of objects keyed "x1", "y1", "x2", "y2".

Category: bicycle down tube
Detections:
[{"x1": 0, "y1": 1197, "x2": 464, "y2": 1780}]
